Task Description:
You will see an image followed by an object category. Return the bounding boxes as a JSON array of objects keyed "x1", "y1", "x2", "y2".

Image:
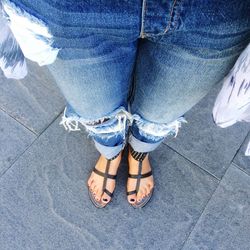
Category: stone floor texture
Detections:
[{"x1": 0, "y1": 61, "x2": 249, "y2": 250}]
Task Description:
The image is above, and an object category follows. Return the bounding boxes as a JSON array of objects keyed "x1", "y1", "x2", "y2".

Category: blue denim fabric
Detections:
[{"x1": 2, "y1": 0, "x2": 250, "y2": 159}]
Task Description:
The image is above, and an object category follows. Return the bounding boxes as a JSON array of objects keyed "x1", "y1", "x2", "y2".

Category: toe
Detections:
[
  {"x1": 127, "y1": 193, "x2": 136, "y2": 204},
  {"x1": 137, "y1": 187, "x2": 147, "y2": 202},
  {"x1": 136, "y1": 189, "x2": 144, "y2": 202},
  {"x1": 145, "y1": 184, "x2": 152, "y2": 195},
  {"x1": 101, "y1": 192, "x2": 111, "y2": 204},
  {"x1": 94, "y1": 189, "x2": 103, "y2": 202},
  {"x1": 92, "y1": 185, "x2": 98, "y2": 195},
  {"x1": 87, "y1": 176, "x2": 94, "y2": 187},
  {"x1": 89, "y1": 178, "x2": 96, "y2": 191}
]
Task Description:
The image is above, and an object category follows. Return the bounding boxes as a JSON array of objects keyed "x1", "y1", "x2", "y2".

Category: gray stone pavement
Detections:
[{"x1": 0, "y1": 60, "x2": 249, "y2": 250}]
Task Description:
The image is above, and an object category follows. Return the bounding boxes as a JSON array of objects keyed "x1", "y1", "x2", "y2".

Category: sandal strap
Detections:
[
  {"x1": 92, "y1": 152, "x2": 120, "y2": 180},
  {"x1": 135, "y1": 161, "x2": 143, "y2": 193},
  {"x1": 128, "y1": 170, "x2": 152, "y2": 179},
  {"x1": 127, "y1": 147, "x2": 152, "y2": 196},
  {"x1": 126, "y1": 190, "x2": 137, "y2": 195},
  {"x1": 101, "y1": 152, "x2": 121, "y2": 199},
  {"x1": 93, "y1": 168, "x2": 117, "y2": 179},
  {"x1": 103, "y1": 188, "x2": 113, "y2": 198}
]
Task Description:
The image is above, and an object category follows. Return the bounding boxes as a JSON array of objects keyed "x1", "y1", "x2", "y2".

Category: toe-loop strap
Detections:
[
  {"x1": 126, "y1": 190, "x2": 137, "y2": 195},
  {"x1": 104, "y1": 188, "x2": 113, "y2": 198},
  {"x1": 93, "y1": 168, "x2": 117, "y2": 179}
]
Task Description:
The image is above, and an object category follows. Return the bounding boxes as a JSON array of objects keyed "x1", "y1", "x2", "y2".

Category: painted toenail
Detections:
[
  {"x1": 103, "y1": 198, "x2": 108, "y2": 202},
  {"x1": 130, "y1": 199, "x2": 135, "y2": 202}
]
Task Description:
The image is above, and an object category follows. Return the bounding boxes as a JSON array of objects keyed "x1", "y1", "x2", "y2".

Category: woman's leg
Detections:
[
  {"x1": 39, "y1": 1, "x2": 143, "y2": 202},
  {"x1": 48, "y1": 56, "x2": 134, "y2": 159},
  {"x1": 2, "y1": 0, "x2": 142, "y2": 206},
  {"x1": 2, "y1": 0, "x2": 142, "y2": 160},
  {"x1": 47, "y1": 40, "x2": 137, "y2": 203},
  {"x1": 127, "y1": 0, "x2": 250, "y2": 204}
]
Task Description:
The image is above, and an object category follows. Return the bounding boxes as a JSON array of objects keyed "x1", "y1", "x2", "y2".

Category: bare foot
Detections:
[
  {"x1": 87, "y1": 152, "x2": 122, "y2": 205},
  {"x1": 127, "y1": 149, "x2": 154, "y2": 205}
]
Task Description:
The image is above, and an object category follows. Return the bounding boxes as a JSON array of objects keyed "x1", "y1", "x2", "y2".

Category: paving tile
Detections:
[
  {"x1": 182, "y1": 164, "x2": 250, "y2": 250},
  {"x1": 164, "y1": 83, "x2": 250, "y2": 179},
  {"x1": 0, "y1": 60, "x2": 66, "y2": 135},
  {"x1": 233, "y1": 133, "x2": 250, "y2": 176},
  {"x1": 0, "y1": 110, "x2": 36, "y2": 176},
  {"x1": 0, "y1": 114, "x2": 218, "y2": 250}
]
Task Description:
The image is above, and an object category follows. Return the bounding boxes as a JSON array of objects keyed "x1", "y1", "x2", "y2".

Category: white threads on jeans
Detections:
[
  {"x1": 59, "y1": 107, "x2": 81, "y2": 132},
  {"x1": 59, "y1": 105, "x2": 187, "y2": 141},
  {"x1": 132, "y1": 114, "x2": 187, "y2": 139},
  {"x1": 59, "y1": 106, "x2": 129, "y2": 135}
]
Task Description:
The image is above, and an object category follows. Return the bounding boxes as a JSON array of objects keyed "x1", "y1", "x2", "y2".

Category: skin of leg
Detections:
[
  {"x1": 128, "y1": 0, "x2": 250, "y2": 203},
  {"x1": 40, "y1": 1, "x2": 144, "y2": 206}
]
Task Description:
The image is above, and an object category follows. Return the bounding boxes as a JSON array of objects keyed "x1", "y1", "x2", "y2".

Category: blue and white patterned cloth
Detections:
[
  {"x1": 0, "y1": 1, "x2": 27, "y2": 79},
  {"x1": 213, "y1": 43, "x2": 250, "y2": 156}
]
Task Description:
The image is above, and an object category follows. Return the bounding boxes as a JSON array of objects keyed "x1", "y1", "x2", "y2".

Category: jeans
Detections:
[{"x1": 2, "y1": 0, "x2": 250, "y2": 159}]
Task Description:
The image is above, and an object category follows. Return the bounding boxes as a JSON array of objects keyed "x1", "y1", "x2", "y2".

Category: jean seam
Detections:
[
  {"x1": 164, "y1": 0, "x2": 178, "y2": 34},
  {"x1": 144, "y1": 0, "x2": 182, "y2": 39},
  {"x1": 140, "y1": 0, "x2": 147, "y2": 38}
]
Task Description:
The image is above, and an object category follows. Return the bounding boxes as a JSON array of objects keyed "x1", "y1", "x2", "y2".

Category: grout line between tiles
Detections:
[
  {"x1": 0, "y1": 109, "x2": 64, "y2": 180},
  {"x1": 178, "y1": 162, "x2": 236, "y2": 249},
  {"x1": 38, "y1": 106, "x2": 65, "y2": 135},
  {"x1": 0, "y1": 106, "x2": 38, "y2": 136},
  {"x1": 161, "y1": 142, "x2": 223, "y2": 249},
  {"x1": 232, "y1": 130, "x2": 250, "y2": 163},
  {"x1": 162, "y1": 142, "x2": 221, "y2": 181},
  {"x1": 232, "y1": 162, "x2": 250, "y2": 178},
  {"x1": 179, "y1": 177, "x2": 221, "y2": 250}
]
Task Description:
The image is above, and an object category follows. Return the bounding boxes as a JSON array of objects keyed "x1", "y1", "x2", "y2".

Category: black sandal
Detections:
[
  {"x1": 88, "y1": 152, "x2": 120, "y2": 208},
  {"x1": 127, "y1": 146, "x2": 154, "y2": 208}
]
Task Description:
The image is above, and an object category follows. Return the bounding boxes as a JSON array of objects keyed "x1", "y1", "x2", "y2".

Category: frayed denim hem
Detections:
[
  {"x1": 132, "y1": 114, "x2": 188, "y2": 140},
  {"x1": 59, "y1": 105, "x2": 131, "y2": 156},
  {"x1": 59, "y1": 105, "x2": 132, "y2": 134},
  {"x1": 59, "y1": 104, "x2": 187, "y2": 155},
  {"x1": 128, "y1": 114, "x2": 187, "y2": 152}
]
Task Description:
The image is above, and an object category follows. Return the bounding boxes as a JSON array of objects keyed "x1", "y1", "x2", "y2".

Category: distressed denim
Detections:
[{"x1": 1, "y1": 0, "x2": 250, "y2": 159}]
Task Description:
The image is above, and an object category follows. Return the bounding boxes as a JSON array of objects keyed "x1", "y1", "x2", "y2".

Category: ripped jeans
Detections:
[{"x1": 2, "y1": 0, "x2": 250, "y2": 159}]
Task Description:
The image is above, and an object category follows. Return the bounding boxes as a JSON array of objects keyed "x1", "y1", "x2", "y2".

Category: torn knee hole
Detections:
[
  {"x1": 84, "y1": 117, "x2": 110, "y2": 126},
  {"x1": 59, "y1": 106, "x2": 129, "y2": 134},
  {"x1": 132, "y1": 114, "x2": 187, "y2": 138}
]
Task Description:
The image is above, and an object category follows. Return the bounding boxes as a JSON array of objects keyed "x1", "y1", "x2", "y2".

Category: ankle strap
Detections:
[{"x1": 130, "y1": 146, "x2": 148, "y2": 162}]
